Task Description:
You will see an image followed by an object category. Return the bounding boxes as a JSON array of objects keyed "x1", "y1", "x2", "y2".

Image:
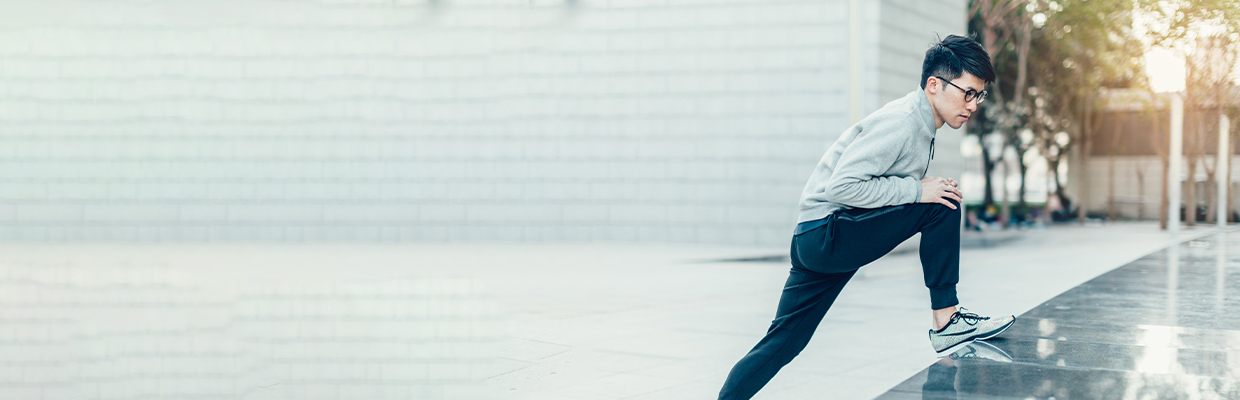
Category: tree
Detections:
[
  {"x1": 1186, "y1": 35, "x2": 1237, "y2": 224},
  {"x1": 970, "y1": 0, "x2": 1238, "y2": 227},
  {"x1": 993, "y1": 9, "x2": 1035, "y2": 224},
  {"x1": 968, "y1": 0, "x2": 1026, "y2": 221},
  {"x1": 1021, "y1": 0, "x2": 1146, "y2": 223},
  {"x1": 1134, "y1": 0, "x2": 1240, "y2": 228}
]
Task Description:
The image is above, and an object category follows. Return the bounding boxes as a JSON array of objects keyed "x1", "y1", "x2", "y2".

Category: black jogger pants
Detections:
[{"x1": 718, "y1": 201, "x2": 961, "y2": 400}]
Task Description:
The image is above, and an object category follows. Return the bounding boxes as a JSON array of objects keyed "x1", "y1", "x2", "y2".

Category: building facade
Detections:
[
  {"x1": 1, "y1": 0, "x2": 966, "y2": 245},
  {"x1": 1073, "y1": 89, "x2": 1240, "y2": 221}
]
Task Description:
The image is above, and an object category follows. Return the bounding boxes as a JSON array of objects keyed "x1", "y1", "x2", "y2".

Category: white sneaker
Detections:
[{"x1": 928, "y1": 308, "x2": 1015, "y2": 357}]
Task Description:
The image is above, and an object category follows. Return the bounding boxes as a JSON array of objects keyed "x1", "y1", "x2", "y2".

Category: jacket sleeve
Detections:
[{"x1": 821, "y1": 116, "x2": 923, "y2": 208}]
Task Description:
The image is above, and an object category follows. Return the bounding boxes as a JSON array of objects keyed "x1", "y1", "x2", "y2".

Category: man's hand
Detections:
[{"x1": 920, "y1": 177, "x2": 962, "y2": 209}]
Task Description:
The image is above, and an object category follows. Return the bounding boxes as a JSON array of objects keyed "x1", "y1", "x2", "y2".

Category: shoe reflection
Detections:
[
  {"x1": 921, "y1": 359, "x2": 958, "y2": 399},
  {"x1": 921, "y1": 341, "x2": 1013, "y2": 399},
  {"x1": 948, "y1": 340, "x2": 1013, "y2": 363}
]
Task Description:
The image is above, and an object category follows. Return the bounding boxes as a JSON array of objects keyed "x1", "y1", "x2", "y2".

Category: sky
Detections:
[
  {"x1": 1137, "y1": 6, "x2": 1239, "y2": 93},
  {"x1": 1145, "y1": 43, "x2": 1240, "y2": 93}
]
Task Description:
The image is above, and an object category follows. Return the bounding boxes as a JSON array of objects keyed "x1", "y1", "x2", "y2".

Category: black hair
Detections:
[{"x1": 920, "y1": 34, "x2": 996, "y2": 89}]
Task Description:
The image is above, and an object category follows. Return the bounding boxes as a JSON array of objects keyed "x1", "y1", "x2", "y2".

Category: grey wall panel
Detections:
[{"x1": 1, "y1": 0, "x2": 964, "y2": 245}]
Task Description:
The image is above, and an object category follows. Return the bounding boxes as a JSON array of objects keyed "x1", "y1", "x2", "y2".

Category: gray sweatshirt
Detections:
[{"x1": 797, "y1": 88, "x2": 938, "y2": 223}]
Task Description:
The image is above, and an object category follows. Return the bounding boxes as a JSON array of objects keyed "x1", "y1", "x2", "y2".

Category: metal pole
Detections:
[
  {"x1": 1169, "y1": 96, "x2": 1183, "y2": 234},
  {"x1": 1221, "y1": 114, "x2": 1231, "y2": 227}
]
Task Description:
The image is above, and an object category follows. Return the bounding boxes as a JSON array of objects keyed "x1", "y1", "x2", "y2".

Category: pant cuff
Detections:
[{"x1": 929, "y1": 285, "x2": 958, "y2": 310}]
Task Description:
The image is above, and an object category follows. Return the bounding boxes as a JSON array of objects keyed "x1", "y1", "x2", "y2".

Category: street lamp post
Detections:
[
  {"x1": 1169, "y1": 95, "x2": 1183, "y2": 235},
  {"x1": 1221, "y1": 114, "x2": 1231, "y2": 228}
]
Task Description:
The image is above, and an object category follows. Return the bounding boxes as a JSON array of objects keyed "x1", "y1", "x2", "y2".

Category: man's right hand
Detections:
[{"x1": 920, "y1": 177, "x2": 962, "y2": 209}]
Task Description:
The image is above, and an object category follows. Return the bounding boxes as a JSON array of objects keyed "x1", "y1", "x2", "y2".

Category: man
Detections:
[{"x1": 717, "y1": 34, "x2": 1016, "y2": 400}]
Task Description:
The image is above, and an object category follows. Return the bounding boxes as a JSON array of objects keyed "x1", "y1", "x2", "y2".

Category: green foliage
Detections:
[
  {"x1": 967, "y1": 0, "x2": 1239, "y2": 222},
  {"x1": 1026, "y1": 0, "x2": 1146, "y2": 119},
  {"x1": 1136, "y1": 0, "x2": 1240, "y2": 48}
]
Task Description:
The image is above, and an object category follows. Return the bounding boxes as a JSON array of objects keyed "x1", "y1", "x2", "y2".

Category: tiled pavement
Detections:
[
  {"x1": 0, "y1": 222, "x2": 1221, "y2": 399},
  {"x1": 877, "y1": 229, "x2": 1240, "y2": 400}
]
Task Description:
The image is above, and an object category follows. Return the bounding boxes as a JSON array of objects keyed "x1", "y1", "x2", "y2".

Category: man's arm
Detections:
[{"x1": 822, "y1": 118, "x2": 922, "y2": 208}]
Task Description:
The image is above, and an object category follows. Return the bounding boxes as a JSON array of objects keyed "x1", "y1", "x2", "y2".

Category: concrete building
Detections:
[
  {"x1": 1073, "y1": 88, "x2": 1240, "y2": 221},
  {"x1": 0, "y1": 0, "x2": 967, "y2": 246}
]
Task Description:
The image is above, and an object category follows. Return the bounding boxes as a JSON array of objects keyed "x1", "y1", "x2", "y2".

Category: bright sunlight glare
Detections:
[{"x1": 1145, "y1": 47, "x2": 1186, "y2": 93}]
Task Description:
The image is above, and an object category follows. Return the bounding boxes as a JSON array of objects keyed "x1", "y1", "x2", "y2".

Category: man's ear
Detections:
[{"x1": 925, "y1": 77, "x2": 939, "y2": 94}]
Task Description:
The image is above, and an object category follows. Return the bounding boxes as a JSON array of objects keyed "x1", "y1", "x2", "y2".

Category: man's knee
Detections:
[
  {"x1": 945, "y1": 200, "x2": 962, "y2": 218},
  {"x1": 920, "y1": 199, "x2": 961, "y2": 215},
  {"x1": 918, "y1": 200, "x2": 962, "y2": 225}
]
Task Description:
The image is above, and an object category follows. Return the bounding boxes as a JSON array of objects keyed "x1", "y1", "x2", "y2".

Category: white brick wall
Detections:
[
  {"x1": 1, "y1": 0, "x2": 964, "y2": 245},
  {"x1": 1081, "y1": 155, "x2": 1240, "y2": 220},
  {"x1": 1080, "y1": 156, "x2": 1164, "y2": 219}
]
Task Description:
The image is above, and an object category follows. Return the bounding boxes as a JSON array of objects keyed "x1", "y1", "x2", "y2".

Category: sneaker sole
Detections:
[
  {"x1": 977, "y1": 317, "x2": 1016, "y2": 341},
  {"x1": 934, "y1": 339, "x2": 974, "y2": 358},
  {"x1": 934, "y1": 317, "x2": 1016, "y2": 358}
]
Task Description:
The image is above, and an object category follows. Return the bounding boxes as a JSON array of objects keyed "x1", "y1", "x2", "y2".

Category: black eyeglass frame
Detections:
[{"x1": 934, "y1": 76, "x2": 987, "y2": 104}]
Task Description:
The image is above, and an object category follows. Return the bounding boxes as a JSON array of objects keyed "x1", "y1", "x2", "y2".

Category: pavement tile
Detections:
[{"x1": 0, "y1": 222, "x2": 1219, "y2": 400}]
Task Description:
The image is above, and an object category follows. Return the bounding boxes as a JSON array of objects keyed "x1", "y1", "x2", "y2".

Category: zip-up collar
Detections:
[
  {"x1": 915, "y1": 88, "x2": 938, "y2": 176},
  {"x1": 914, "y1": 87, "x2": 938, "y2": 136}
]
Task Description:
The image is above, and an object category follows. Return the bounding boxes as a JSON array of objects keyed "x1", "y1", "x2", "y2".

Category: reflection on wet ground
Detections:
[{"x1": 876, "y1": 232, "x2": 1240, "y2": 400}]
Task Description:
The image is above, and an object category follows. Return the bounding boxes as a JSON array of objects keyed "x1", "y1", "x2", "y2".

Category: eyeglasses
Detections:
[{"x1": 935, "y1": 76, "x2": 987, "y2": 104}]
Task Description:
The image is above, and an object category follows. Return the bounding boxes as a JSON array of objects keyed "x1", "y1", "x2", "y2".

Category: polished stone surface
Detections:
[
  {"x1": 876, "y1": 231, "x2": 1240, "y2": 400},
  {"x1": 0, "y1": 223, "x2": 1218, "y2": 399}
]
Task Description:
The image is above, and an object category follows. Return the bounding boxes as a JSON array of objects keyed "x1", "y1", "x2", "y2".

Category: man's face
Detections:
[{"x1": 928, "y1": 72, "x2": 985, "y2": 130}]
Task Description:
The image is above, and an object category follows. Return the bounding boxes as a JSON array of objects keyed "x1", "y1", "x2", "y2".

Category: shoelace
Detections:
[{"x1": 951, "y1": 308, "x2": 989, "y2": 327}]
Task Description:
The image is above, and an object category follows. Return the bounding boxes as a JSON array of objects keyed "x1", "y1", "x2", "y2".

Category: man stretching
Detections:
[{"x1": 718, "y1": 34, "x2": 1016, "y2": 400}]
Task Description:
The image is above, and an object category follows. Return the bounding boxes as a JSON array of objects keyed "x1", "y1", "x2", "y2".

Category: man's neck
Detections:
[{"x1": 923, "y1": 89, "x2": 945, "y2": 129}]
